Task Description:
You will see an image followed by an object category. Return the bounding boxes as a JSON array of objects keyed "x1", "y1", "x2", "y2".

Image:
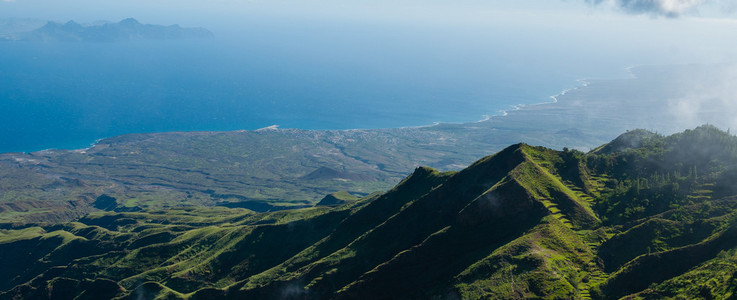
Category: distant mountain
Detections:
[
  {"x1": 0, "y1": 18, "x2": 47, "y2": 40},
  {"x1": 13, "y1": 18, "x2": 213, "y2": 42},
  {"x1": 316, "y1": 190, "x2": 360, "y2": 206},
  {"x1": 3, "y1": 126, "x2": 737, "y2": 299},
  {"x1": 301, "y1": 166, "x2": 375, "y2": 181}
]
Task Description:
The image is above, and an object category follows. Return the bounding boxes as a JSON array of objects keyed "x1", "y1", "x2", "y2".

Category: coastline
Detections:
[
  {"x1": 498, "y1": 79, "x2": 591, "y2": 118},
  {"x1": 16, "y1": 76, "x2": 600, "y2": 154},
  {"x1": 3, "y1": 63, "x2": 735, "y2": 224},
  {"x1": 7, "y1": 61, "x2": 667, "y2": 155}
]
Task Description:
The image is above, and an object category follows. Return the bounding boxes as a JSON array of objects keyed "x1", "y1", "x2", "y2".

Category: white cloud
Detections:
[
  {"x1": 587, "y1": 0, "x2": 737, "y2": 17},
  {"x1": 665, "y1": 65, "x2": 737, "y2": 131}
]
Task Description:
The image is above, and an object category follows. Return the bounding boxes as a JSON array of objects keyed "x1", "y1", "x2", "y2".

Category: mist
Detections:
[
  {"x1": 664, "y1": 64, "x2": 737, "y2": 132},
  {"x1": 2, "y1": 0, "x2": 737, "y2": 151}
]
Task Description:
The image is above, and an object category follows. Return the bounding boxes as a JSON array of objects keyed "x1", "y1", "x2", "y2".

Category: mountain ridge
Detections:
[
  {"x1": 1, "y1": 18, "x2": 213, "y2": 42},
  {"x1": 2, "y1": 125, "x2": 737, "y2": 299}
]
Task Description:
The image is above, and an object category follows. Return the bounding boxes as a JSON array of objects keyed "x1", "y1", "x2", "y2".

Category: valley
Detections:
[{"x1": 3, "y1": 126, "x2": 737, "y2": 299}]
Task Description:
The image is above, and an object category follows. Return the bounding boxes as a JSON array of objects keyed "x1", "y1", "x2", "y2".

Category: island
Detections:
[{"x1": 0, "y1": 18, "x2": 213, "y2": 42}]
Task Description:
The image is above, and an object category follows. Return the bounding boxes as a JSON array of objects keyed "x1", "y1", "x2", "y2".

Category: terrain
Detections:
[
  {"x1": 2, "y1": 125, "x2": 737, "y2": 299},
  {"x1": 1, "y1": 63, "x2": 733, "y2": 224},
  {"x1": 0, "y1": 18, "x2": 212, "y2": 42}
]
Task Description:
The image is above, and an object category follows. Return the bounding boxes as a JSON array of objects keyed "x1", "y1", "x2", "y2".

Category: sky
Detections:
[
  {"x1": 1, "y1": 0, "x2": 736, "y2": 23},
  {"x1": 4, "y1": 0, "x2": 734, "y2": 65},
  {"x1": 2, "y1": 0, "x2": 736, "y2": 91},
  {"x1": 2, "y1": 0, "x2": 737, "y2": 142}
]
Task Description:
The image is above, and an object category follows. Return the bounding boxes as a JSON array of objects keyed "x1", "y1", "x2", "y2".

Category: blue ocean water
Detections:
[{"x1": 0, "y1": 20, "x2": 626, "y2": 153}]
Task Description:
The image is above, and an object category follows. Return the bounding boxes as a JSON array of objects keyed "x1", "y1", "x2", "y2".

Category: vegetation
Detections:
[
  {"x1": 3, "y1": 125, "x2": 737, "y2": 299},
  {"x1": 0, "y1": 91, "x2": 632, "y2": 225}
]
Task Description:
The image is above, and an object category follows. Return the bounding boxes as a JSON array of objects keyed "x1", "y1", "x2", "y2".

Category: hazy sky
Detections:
[
  {"x1": 1, "y1": 0, "x2": 735, "y2": 23},
  {"x1": 2, "y1": 0, "x2": 736, "y2": 83},
  {"x1": 2, "y1": 0, "x2": 737, "y2": 148},
  {"x1": 2, "y1": 0, "x2": 736, "y2": 71}
]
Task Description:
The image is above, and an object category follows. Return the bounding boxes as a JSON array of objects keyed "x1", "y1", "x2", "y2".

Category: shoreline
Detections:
[
  {"x1": 499, "y1": 79, "x2": 591, "y2": 117},
  {"x1": 12, "y1": 71, "x2": 617, "y2": 154}
]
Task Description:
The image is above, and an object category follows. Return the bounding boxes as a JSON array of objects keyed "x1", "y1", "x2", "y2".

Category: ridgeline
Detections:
[{"x1": 2, "y1": 125, "x2": 737, "y2": 299}]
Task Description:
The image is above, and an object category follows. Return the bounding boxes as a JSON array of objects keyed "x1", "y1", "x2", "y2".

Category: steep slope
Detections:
[{"x1": 3, "y1": 126, "x2": 737, "y2": 299}]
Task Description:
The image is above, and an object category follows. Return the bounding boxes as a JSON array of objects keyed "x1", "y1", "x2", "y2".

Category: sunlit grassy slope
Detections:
[{"x1": 3, "y1": 125, "x2": 737, "y2": 299}]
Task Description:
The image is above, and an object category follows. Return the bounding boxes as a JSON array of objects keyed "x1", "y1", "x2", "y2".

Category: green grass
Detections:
[
  {"x1": 3, "y1": 127, "x2": 737, "y2": 299},
  {"x1": 0, "y1": 226, "x2": 46, "y2": 243},
  {"x1": 454, "y1": 217, "x2": 591, "y2": 299}
]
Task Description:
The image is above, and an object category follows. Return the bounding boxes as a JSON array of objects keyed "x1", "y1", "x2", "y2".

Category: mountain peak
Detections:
[
  {"x1": 592, "y1": 129, "x2": 658, "y2": 154},
  {"x1": 301, "y1": 166, "x2": 373, "y2": 181},
  {"x1": 119, "y1": 18, "x2": 140, "y2": 26},
  {"x1": 19, "y1": 18, "x2": 212, "y2": 42},
  {"x1": 63, "y1": 20, "x2": 80, "y2": 27},
  {"x1": 3, "y1": 127, "x2": 737, "y2": 299},
  {"x1": 316, "y1": 191, "x2": 359, "y2": 206}
]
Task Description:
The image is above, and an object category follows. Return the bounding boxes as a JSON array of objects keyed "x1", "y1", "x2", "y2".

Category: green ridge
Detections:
[{"x1": 1, "y1": 126, "x2": 737, "y2": 299}]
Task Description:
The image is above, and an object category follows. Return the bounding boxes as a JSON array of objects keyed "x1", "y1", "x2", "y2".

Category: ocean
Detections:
[{"x1": 0, "y1": 22, "x2": 628, "y2": 153}]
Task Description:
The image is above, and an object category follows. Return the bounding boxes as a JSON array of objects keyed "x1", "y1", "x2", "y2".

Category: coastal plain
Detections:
[
  {"x1": 3, "y1": 125, "x2": 737, "y2": 299},
  {"x1": 0, "y1": 64, "x2": 733, "y2": 224}
]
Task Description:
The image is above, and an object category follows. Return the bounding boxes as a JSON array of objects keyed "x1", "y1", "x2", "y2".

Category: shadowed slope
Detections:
[{"x1": 4, "y1": 127, "x2": 737, "y2": 299}]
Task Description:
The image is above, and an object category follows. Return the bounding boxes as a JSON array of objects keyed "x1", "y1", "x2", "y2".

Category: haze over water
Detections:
[{"x1": 1, "y1": 0, "x2": 736, "y2": 153}]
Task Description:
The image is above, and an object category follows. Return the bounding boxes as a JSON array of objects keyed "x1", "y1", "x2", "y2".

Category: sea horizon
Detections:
[
  {"x1": 0, "y1": 34, "x2": 633, "y2": 153},
  {"x1": 1, "y1": 71, "x2": 605, "y2": 154}
]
